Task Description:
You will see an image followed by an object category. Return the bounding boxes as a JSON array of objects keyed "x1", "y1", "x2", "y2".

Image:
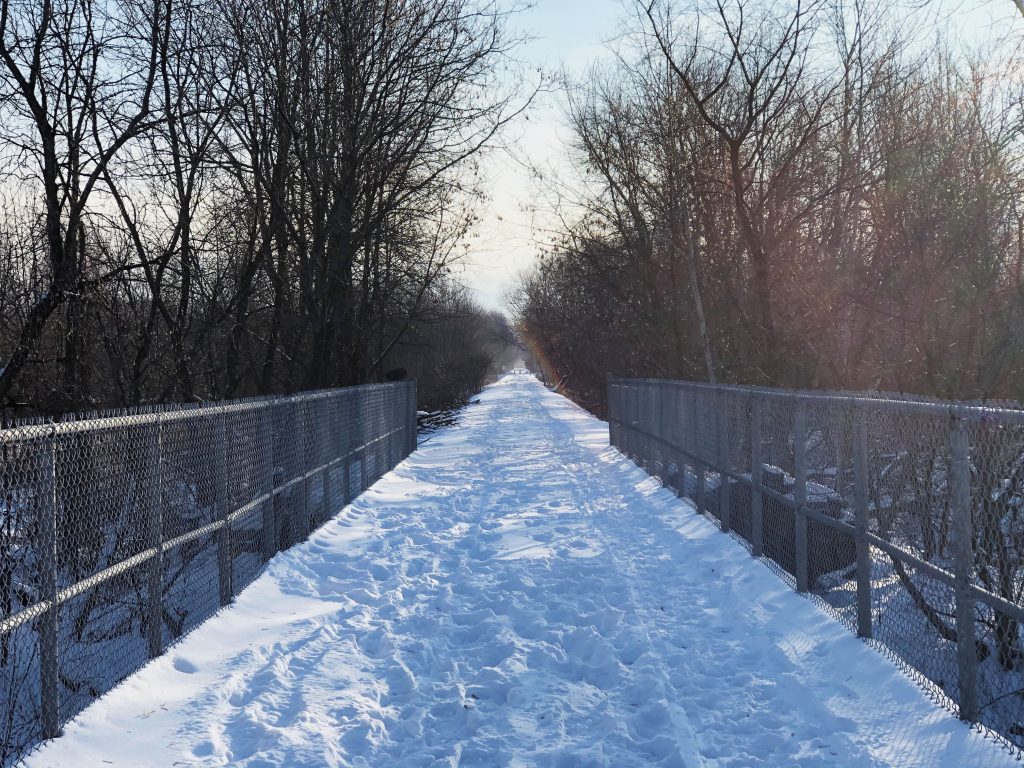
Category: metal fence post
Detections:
[
  {"x1": 275, "y1": 401, "x2": 288, "y2": 550},
  {"x1": 359, "y1": 388, "x2": 369, "y2": 491},
  {"x1": 664, "y1": 386, "x2": 674, "y2": 489},
  {"x1": 949, "y1": 411, "x2": 979, "y2": 722},
  {"x1": 852, "y1": 403, "x2": 872, "y2": 638},
  {"x1": 717, "y1": 389, "x2": 731, "y2": 533},
  {"x1": 673, "y1": 386, "x2": 686, "y2": 496},
  {"x1": 343, "y1": 456, "x2": 352, "y2": 506},
  {"x1": 649, "y1": 385, "x2": 658, "y2": 477},
  {"x1": 646, "y1": 383, "x2": 656, "y2": 471},
  {"x1": 322, "y1": 398, "x2": 334, "y2": 519},
  {"x1": 296, "y1": 398, "x2": 310, "y2": 542},
  {"x1": 146, "y1": 417, "x2": 163, "y2": 658},
  {"x1": 408, "y1": 381, "x2": 417, "y2": 457},
  {"x1": 38, "y1": 428, "x2": 60, "y2": 739},
  {"x1": 388, "y1": 390, "x2": 394, "y2": 475},
  {"x1": 632, "y1": 384, "x2": 641, "y2": 461},
  {"x1": 607, "y1": 380, "x2": 616, "y2": 448},
  {"x1": 793, "y1": 403, "x2": 809, "y2": 593},
  {"x1": 614, "y1": 383, "x2": 623, "y2": 454},
  {"x1": 637, "y1": 384, "x2": 644, "y2": 461},
  {"x1": 665, "y1": 387, "x2": 676, "y2": 488},
  {"x1": 679, "y1": 387, "x2": 688, "y2": 501},
  {"x1": 750, "y1": 396, "x2": 764, "y2": 557},
  {"x1": 382, "y1": 393, "x2": 389, "y2": 473},
  {"x1": 659, "y1": 385, "x2": 669, "y2": 482},
  {"x1": 694, "y1": 390, "x2": 706, "y2": 514},
  {"x1": 261, "y1": 406, "x2": 277, "y2": 561},
  {"x1": 215, "y1": 410, "x2": 232, "y2": 607},
  {"x1": 624, "y1": 385, "x2": 634, "y2": 459},
  {"x1": 648, "y1": 384, "x2": 656, "y2": 473},
  {"x1": 634, "y1": 386, "x2": 644, "y2": 470}
]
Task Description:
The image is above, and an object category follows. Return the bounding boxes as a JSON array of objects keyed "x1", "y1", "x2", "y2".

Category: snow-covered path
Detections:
[{"x1": 24, "y1": 374, "x2": 1013, "y2": 767}]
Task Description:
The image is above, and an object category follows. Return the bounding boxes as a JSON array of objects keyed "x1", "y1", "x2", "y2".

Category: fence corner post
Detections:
[
  {"x1": 949, "y1": 410, "x2": 979, "y2": 722},
  {"x1": 852, "y1": 402, "x2": 872, "y2": 639},
  {"x1": 146, "y1": 416, "x2": 164, "y2": 658},
  {"x1": 793, "y1": 402, "x2": 809, "y2": 593},
  {"x1": 750, "y1": 396, "x2": 764, "y2": 558},
  {"x1": 38, "y1": 427, "x2": 60, "y2": 739}
]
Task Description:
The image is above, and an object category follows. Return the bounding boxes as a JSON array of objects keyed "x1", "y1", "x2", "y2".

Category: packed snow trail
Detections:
[{"x1": 23, "y1": 374, "x2": 1013, "y2": 767}]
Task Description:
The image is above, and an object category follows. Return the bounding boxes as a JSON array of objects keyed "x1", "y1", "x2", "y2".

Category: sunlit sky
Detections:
[
  {"x1": 457, "y1": 0, "x2": 627, "y2": 313},
  {"x1": 460, "y1": 0, "x2": 1022, "y2": 314}
]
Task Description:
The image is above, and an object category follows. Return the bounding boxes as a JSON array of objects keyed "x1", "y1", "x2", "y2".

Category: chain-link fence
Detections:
[
  {"x1": 608, "y1": 378, "x2": 1024, "y2": 755},
  {"x1": 0, "y1": 382, "x2": 416, "y2": 767}
]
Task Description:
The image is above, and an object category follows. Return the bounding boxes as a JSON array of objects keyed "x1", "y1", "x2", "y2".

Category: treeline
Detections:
[
  {"x1": 515, "y1": 0, "x2": 1024, "y2": 414},
  {"x1": 0, "y1": 0, "x2": 523, "y2": 416},
  {"x1": 386, "y1": 285, "x2": 521, "y2": 411}
]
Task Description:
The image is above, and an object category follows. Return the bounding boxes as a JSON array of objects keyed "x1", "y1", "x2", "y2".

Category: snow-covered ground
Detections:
[{"x1": 21, "y1": 373, "x2": 1014, "y2": 767}]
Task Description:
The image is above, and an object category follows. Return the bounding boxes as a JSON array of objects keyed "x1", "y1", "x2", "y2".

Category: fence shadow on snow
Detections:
[
  {"x1": 608, "y1": 378, "x2": 1024, "y2": 757},
  {"x1": 0, "y1": 382, "x2": 417, "y2": 767}
]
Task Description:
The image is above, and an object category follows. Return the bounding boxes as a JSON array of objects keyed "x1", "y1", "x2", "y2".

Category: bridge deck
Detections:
[{"x1": 24, "y1": 374, "x2": 1012, "y2": 767}]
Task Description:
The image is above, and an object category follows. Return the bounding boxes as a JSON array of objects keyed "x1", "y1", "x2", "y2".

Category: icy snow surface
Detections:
[{"x1": 22, "y1": 373, "x2": 1014, "y2": 767}]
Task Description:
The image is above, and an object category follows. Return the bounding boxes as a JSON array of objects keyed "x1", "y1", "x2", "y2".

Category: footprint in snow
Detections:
[{"x1": 172, "y1": 657, "x2": 198, "y2": 674}]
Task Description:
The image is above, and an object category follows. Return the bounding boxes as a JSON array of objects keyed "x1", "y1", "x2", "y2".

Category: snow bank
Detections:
[{"x1": 21, "y1": 373, "x2": 1013, "y2": 767}]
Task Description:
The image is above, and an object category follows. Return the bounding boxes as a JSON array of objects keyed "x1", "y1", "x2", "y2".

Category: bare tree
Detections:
[
  {"x1": 0, "y1": 0, "x2": 168, "y2": 407},
  {"x1": 0, "y1": 0, "x2": 529, "y2": 415}
]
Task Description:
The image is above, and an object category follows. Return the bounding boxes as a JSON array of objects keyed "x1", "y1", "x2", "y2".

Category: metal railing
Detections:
[
  {"x1": 608, "y1": 378, "x2": 1024, "y2": 755},
  {"x1": 0, "y1": 382, "x2": 417, "y2": 766}
]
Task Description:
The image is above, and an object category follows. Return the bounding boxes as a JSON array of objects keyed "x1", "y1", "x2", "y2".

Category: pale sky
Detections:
[
  {"x1": 461, "y1": 0, "x2": 1021, "y2": 315},
  {"x1": 458, "y1": 0, "x2": 627, "y2": 313}
]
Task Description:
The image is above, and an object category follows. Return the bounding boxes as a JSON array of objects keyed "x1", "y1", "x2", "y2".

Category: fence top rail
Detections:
[
  {"x1": 608, "y1": 377, "x2": 1024, "y2": 426},
  {"x1": 0, "y1": 382, "x2": 413, "y2": 441}
]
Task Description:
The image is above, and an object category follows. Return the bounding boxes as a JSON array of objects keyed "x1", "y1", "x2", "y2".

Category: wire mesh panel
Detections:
[
  {"x1": 0, "y1": 381, "x2": 416, "y2": 767},
  {"x1": 0, "y1": 433, "x2": 42, "y2": 767},
  {"x1": 608, "y1": 377, "x2": 1024, "y2": 755},
  {"x1": 48, "y1": 419, "x2": 154, "y2": 734},
  {"x1": 969, "y1": 413, "x2": 1024, "y2": 741},
  {"x1": 227, "y1": 404, "x2": 269, "y2": 595},
  {"x1": 757, "y1": 394, "x2": 800, "y2": 585},
  {"x1": 161, "y1": 413, "x2": 221, "y2": 646},
  {"x1": 803, "y1": 400, "x2": 858, "y2": 618},
  {"x1": 867, "y1": 542, "x2": 962, "y2": 702}
]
